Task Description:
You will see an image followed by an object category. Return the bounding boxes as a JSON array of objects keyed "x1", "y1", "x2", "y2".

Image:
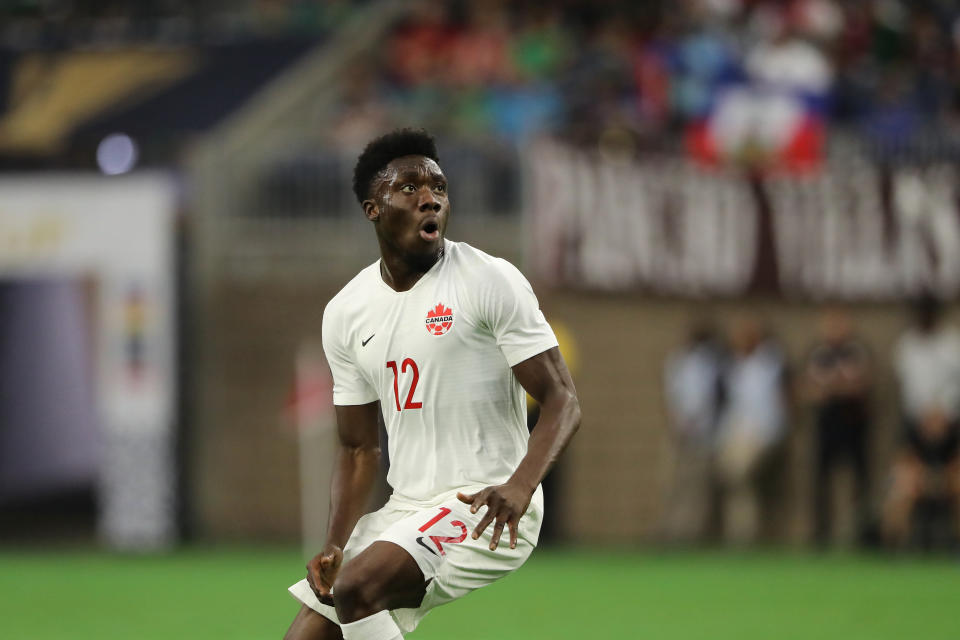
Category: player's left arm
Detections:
[{"x1": 457, "y1": 346, "x2": 581, "y2": 550}]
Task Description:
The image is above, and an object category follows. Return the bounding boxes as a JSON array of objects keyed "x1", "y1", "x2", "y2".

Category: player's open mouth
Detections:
[{"x1": 419, "y1": 219, "x2": 440, "y2": 242}]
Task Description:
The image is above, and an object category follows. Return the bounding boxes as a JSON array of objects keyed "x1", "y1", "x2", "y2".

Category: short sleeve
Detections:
[
  {"x1": 478, "y1": 259, "x2": 558, "y2": 367},
  {"x1": 322, "y1": 302, "x2": 378, "y2": 406}
]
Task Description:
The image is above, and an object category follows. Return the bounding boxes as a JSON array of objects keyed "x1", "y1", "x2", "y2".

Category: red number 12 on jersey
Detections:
[{"x1": 386, "y1": 358, "x2": 423, "y2": 411}]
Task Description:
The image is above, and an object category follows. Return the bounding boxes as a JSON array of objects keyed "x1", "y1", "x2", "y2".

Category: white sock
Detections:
[{"x1": 340, "y1": 610, "x2": 403, "y2": 640}]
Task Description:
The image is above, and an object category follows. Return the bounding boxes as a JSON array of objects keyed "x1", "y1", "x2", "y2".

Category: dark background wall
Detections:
[{"x1": 193, "y1": 276, "x2": 920, "y2": 545}]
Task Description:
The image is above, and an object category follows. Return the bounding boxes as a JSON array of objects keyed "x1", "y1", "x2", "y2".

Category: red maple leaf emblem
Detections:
[{"x1": 425, "y1": 302, "x2": 454, "y2": 336}]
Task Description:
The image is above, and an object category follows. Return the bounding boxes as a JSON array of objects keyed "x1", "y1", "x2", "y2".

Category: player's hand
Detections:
[
  {"x1": 305, "y1": 544, "x2": 343, "y2": 606},
  {"x1": 457, "y1": 481, "x2": 532, "y2": 551}
]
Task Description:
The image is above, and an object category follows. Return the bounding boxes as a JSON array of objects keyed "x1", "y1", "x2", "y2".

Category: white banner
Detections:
[
  {"x1": 526, "y1": 141, "x2": 960, "y2": 300},
  {"x1": 0, "y1": 172, "x2": 178, "y2": 549}
]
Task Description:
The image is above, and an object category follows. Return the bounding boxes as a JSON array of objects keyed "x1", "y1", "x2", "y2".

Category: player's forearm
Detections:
[
  {"x1": 509, "y1": 390, "x2": 581, "y2": 494},
  {"x1": 325, "y1": 444, "x2": 381, "y2": 548}
]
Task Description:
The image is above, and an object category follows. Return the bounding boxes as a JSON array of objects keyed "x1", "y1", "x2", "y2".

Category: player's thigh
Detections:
[
  {"x1": 284, "y1": 604, "x2": 343, "y2": 640},
  {"x1": 439, "y1": 526, "x2": 535, "y2": 598},
  {"x1": 368, "y1": 491, "x2": 542, "y2": 632},
  {"x1": 333, "y1": 540, "x2": 428, "y2": 616},
  {"x1": 419, "y1": 498, "x2": 541, "y2": 607},
  {"x1": 287, "y1": 502, "x2": 420, "y2": 625}
]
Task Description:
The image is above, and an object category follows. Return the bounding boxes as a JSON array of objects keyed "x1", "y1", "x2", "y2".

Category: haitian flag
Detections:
[{"x1": 687, "y1": 39, "x2": 831, "y2": 174}]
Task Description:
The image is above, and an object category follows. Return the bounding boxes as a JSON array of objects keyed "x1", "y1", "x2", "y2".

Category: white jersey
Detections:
[
  {"x1": 322, "y1": 239, "x2": 558, "y2": 504},
  {"x1": 894, "y1": 325, "x2": 960, "y2": 421}
]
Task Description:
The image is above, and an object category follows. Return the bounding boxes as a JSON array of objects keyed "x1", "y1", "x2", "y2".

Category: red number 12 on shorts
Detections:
[{"x1": 418, "y1": 507, "x2": 467, "y2": 556}]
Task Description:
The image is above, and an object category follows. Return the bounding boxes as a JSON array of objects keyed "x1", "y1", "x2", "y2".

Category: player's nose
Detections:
[{"x1": 418, "y1": 191, "x2": 442, "y2": 213}]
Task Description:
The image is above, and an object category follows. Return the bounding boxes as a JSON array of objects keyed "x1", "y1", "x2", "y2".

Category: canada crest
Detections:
[{"x1": 425, "y1": 302, "x2": 454, "y2": 336}]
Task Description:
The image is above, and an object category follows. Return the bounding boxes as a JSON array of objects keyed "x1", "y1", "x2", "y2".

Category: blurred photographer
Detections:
[
  {"x1": 883, "y1": 293, "x2": 960, "y2": 548},
  {"x1": 662, "y1": 322, "x2": 726, "y2": 543},
  {"x1": 715, "y1": 314, "x2": 789, "y2": 545},
  {"x1": 803, "y1": 308, "x2": 873, "y2": 546}
]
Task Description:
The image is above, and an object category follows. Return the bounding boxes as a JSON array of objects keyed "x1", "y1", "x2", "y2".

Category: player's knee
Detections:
[
  {"x1": 284, "y1": 604, "x2": 343, "y2": 640},
  {"x1": 332, "y1": 568, "x2": 385, "y2": 623}
]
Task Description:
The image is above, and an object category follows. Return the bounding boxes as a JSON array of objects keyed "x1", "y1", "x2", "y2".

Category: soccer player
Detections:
[{"x1": 284, "y1": 129, "x2": 581, "y2": 640}]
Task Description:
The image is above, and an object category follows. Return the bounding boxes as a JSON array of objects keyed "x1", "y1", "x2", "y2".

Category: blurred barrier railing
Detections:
[
  {"x1": 239, "y1": 140, "x2": 522, "y2": 221},
  {"x1": 188, "y1": 0, "x2": 408, "y2": 285},
  {"x1": 191, "y1": 143, "x2": 526, "y2": 283}
]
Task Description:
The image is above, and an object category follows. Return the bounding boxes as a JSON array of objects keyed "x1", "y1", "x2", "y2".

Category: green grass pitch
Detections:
[{"x1": 1, "y1": 547, "x2": 958, "y2": 639}]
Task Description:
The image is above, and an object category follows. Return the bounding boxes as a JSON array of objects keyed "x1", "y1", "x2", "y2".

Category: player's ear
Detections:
[{"x1": 362, "y1": 199, "x2": 379, "y2": 222}]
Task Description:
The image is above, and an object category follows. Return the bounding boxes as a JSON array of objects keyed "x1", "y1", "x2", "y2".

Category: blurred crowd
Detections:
[
  {"x1": 662, "y1": 294, "x2": 960, "y2": 550},
  {"x1": 9, "y1": 0, "x2": 960, "y2": 151},
  {"x1": 5, "y1": 0, "x2": 960, "y2": 173},
  {"x1": 0, "y1": 0, "x2": 354, "y2": 49},
  {"x1": 335, "y1": 0, "x2": 960, "y2": 168}
]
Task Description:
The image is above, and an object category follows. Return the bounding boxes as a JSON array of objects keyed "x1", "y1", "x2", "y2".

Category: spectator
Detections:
[
  {"x1": 325, "y1": 0, "x2": 960, "y2": 152},
  {"x1": 662, "y1": 321, "x2": 726, "y2": 543},
  {"x1": 883, "y1": 293, "x2": 960, "y2": 548},
  {"x1": 803, "y1": 308, "x2": 873, "y2": 546},
  {"x1": 715, "y1": 314, "x2": 789, "y2": 545}
]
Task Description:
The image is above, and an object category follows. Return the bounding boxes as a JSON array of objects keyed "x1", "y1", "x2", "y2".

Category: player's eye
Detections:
[
  {"x1": 434, "y1": 183, "x2": 446, "y2": 193},
  {"x1": 400, "y1": 184, "x2": 416, "y2": 194}
]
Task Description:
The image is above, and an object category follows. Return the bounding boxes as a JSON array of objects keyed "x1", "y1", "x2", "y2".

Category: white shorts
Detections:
[{"x1": 289, "y1": 485, "x2": 543, "y2": 634}]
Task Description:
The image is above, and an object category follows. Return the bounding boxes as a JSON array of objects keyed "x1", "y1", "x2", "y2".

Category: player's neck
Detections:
[{"x1": 378, "y1": 244, "x2": 444, "y2": 292}]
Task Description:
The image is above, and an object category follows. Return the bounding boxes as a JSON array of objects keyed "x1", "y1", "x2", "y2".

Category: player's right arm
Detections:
[
  {"x1": 305, "y1": 401, "x2": 381, "y2": 606},
  {"x1": 306, "y1": 298, "x2": 382, "y2": 605}
]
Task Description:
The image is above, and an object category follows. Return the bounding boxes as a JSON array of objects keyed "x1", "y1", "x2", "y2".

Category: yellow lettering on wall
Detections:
[{"x1": 0, "y1": 214, "x2": 67, "y2": 261}]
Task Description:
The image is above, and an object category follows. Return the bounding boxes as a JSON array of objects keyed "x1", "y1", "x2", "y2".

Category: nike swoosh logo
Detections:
[
  {"x1": 361, "y1": 334, "x2": 375, "y2": 347},
  {"x1": 415, "y1": 536, "x2": 438, "y2": 556}
]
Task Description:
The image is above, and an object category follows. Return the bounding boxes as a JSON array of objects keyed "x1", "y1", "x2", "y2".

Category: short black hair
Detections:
[{"x1": 352, "y1": 128, "x2": 440, "y2": 204}]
